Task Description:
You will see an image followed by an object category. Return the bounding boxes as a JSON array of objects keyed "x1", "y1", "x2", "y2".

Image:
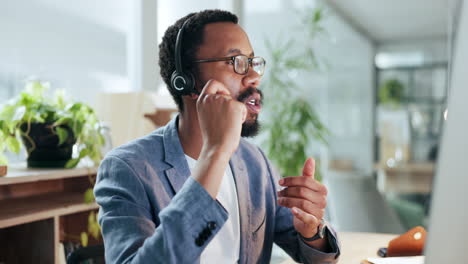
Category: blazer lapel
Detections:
[
  {"x1": 230, "y1": 149, "x2": 251, "y2": 263},
  {"x1": 162, "y1": 116, "x2": 191, "y2": 194}
]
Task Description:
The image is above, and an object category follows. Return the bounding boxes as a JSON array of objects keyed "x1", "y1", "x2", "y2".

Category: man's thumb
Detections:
[{"x1": 302, "y1": 158, "x2": 315, "y2": 178}]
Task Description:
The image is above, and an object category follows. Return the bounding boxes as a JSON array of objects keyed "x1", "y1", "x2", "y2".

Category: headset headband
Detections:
[{"x1": 174, "y1": 19, "x2": 190, "y2": 76}]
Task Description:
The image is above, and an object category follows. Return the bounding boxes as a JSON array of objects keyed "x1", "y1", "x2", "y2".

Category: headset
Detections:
[{"x1": 170, "y1": 19, "x2": 197, "y2": 96}]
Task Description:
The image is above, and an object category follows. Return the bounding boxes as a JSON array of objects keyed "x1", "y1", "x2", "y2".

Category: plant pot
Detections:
[{"x1": 20, "y1": 122, "x2": 76, "y2": 168}]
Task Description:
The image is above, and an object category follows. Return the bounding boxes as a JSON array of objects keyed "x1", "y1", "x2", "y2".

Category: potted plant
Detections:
[
  {"x1": 377, "y1": 78, "x2": 410, "y2": 166},
  {"x1": 261, "y1": 7, "x2": 330, "y2": 181},
  {"x1": 0, "y1": 80, "x2": 105, "y2": 168},
  {"x1": 379, "y1": 79, "x2": 405, "y2": 108},
  {"x1": 0, "y1": 80, "x2": 104, "y2": 246}
]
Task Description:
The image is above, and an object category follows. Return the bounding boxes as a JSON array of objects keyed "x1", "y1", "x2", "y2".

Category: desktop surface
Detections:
[{"x1": 280, "y1": 231, "x2": 398, "y2": 264}]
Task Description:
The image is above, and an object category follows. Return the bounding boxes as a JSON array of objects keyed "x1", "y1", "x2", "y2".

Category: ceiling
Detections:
[{"x1": 328, "y1": 0, "x2": 450, "y2": 43}]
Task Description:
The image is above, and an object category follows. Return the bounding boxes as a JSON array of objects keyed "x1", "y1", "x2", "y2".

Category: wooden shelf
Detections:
[
  {"x1": 0, "y1": 163, "x2": 97, "y2": 186},
  {"x1": 0, "y1": 165, "x2": 101, "y2": 264},
  {"x1": 0, "y1": 192, "x2": 98, "y2": 229}
]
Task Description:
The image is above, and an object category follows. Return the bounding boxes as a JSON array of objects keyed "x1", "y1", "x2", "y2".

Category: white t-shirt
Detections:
[{"x1": 185, "y1": 154, "x2": 240, "y2": 264}]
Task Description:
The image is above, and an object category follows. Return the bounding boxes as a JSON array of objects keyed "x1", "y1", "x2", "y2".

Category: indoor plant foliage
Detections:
[
  {"x1": 261, "y1": 7, "x2": 330, "y2": 181},
  {"x1": 379, "y1": 78, "x2": 405, "y2": 107},
  {"x1": 0, "y1": 80, "x2": 103, "y2": 245},
  {"x1": 0, "y1": 80, "x2": 105, "y2": 168}
]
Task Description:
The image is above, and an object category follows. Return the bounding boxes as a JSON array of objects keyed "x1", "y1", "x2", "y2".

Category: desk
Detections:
[{"x1": 280, "y1": 232, "x2": 398, "y2": 264}]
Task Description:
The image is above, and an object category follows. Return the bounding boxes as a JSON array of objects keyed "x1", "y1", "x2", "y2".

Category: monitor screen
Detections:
[{"x1": 425, "y1": 1, "x2": 468, "y2": 263}]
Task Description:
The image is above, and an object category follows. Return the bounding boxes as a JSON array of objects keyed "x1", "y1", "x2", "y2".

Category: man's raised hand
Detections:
[{"x1": 197, "y1": 79, "x2": 247, "y2": 157}]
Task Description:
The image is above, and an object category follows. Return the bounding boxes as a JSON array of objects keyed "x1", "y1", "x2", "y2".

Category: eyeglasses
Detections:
[{"x1": 194, "y1": 55, "x2": 266, "y2": 76}]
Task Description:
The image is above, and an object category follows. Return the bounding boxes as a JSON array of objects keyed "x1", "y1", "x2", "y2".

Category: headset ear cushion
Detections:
[
  {"x1": 171, "y1": 71, "x2": 195, "y2": 95},
  {"x1": 184, "y1": 72, "x2": 195, "y2": 94}
]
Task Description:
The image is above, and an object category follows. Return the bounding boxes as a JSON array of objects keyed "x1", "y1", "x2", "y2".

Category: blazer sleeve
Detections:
[
  {"x1": 259, "y1": 149, "x2": 341, "y2": 264},
  {"x1": 94, "y1": 155, "x2": 228, "y2": 263}
]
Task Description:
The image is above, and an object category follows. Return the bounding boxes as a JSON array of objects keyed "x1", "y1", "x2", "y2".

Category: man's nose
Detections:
[{"x1": 242, "y1": 69, "x2": 261, "y2": 88}]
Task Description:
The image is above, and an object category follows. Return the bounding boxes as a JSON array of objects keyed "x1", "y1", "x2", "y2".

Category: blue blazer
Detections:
[{"x1": 94, "y1": 116, "x2": 340, "y2": 263}]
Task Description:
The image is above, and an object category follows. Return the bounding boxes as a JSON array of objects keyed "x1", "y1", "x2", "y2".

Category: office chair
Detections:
[{"x1": 66, "y1": 244, "x2": 105, "y2": 264}]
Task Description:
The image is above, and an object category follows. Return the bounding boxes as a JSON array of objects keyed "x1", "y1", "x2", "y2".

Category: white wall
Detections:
[
  {"x1": 157, "y1": 0, "x2": 241, "y2": 44},
  {"x1": 0, "y1": 0, "x2": 244, "y2": 105},
  {"x1": 320, "y1": 5, "x2": 376, "y2": 174},
  {"x1": 244, "y1": 0, "x2": 376, "y2": 174},
  {"x1": 0, "y1": 0, "x2": 131, "y2": 107}
]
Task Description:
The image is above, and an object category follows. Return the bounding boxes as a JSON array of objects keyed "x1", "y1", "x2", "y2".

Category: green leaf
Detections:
[
  {"x1": 80, "y1": 232, "x2": 89, "y2": 247},
  {"x1": 78, "y1": 148, "x2": 89, "y2": 159},
  {"x1": 90, "y1": 224, "x2": 100, "y2": 239},
  {"x1": 65, "y1": 158, "x2": 80, "y2": 168},
  {"x1": 12, "y1": 106, "x2": 26, "y2": 122},
  {"x1": 55, "y1": 127, "x2": 69, "y2": 146},
  {"x1": 313, "y1": 9, "x2": 322, "y2": 23},
  {"x1": 84, "y1": 188, "x2": 95, "y2": 204},
  {"x1": 88, "y1": 211, "x2": 95, "y2": 224},
  {"x1": 0, "y1": 104, "x2": 15, "y2": 120},
  {"x1": 68, "y1": 102, "x2": 83, "y2": 112},
  {"x1": 6, "y1": 137, "x2": 21, "y2": 154},
  {"x1": 26, "y1": 80, "x2": 48, "y2": 99},
  {"x1": 0, "y1": 105, "x2": 20, "y2": 133},
  {"x1": 88, "y1": 211, "x2": 100, "y2": 239},
  {"x1": 54, "y1": 89, "x2": 67, "y2": 109},
  {"x1": 53, "y1": 116, "x2": 72, "y2": 126},
  {"x1": 0, "y1": 153, "x2": 8, "y2": 166}
]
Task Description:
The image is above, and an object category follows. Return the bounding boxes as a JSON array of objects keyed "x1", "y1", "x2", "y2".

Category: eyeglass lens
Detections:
[
  {"x1": 252, "y1": 57, "x2": 265, "y2": 76},
  {"x1": 234, "y1": 55, "x2": 265, "y2": 76}
]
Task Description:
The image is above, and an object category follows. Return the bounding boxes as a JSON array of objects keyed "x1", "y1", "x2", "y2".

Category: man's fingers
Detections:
[
  {"x1": 302, "y1": 158, "x2": 315, "y2": 179},
  {"x1": 279, "y1": 176, "x2": 327, "y2": 195},
  {"x1": 278, "y1": 197, "x2": 325, "y2": 219},
  {"x1": 200, "y1": 79, "x2": 231, "y2": 97},
  {"x1": 237, "y1": 102, "x2": 247, "y2": 123},
  {"x1": 291, "y1": 207, "x2": 319, "y2": 226},
  {"x1": 277, "y1": 187, "x2": 327, "y2": 208},
  {"x1": 228, "y1": 100, "x2": 247, "y2": 123},
  {"x1": 197, "y1": 80, "x2": 247, "y2": 124}
]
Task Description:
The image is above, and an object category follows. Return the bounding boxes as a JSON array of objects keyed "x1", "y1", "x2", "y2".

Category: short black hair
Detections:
[{"x1": 158, "y1": 9, "x2": 238, "y2": 112}]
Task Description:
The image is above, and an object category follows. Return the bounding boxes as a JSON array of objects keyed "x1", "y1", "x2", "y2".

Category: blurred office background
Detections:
[{"x1": 0, "y1": 0, "x2": 456, "y2": 261}]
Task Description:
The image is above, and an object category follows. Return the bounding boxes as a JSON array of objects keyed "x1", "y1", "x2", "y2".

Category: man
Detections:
[{"x1": 94, "y1": 9, "x2": 340, "y2": 263}]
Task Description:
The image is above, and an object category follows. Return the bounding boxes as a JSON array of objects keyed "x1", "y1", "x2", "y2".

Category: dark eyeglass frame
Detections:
[{"x1": 193, "y1": 54, "x2": 266, "y2": 76}]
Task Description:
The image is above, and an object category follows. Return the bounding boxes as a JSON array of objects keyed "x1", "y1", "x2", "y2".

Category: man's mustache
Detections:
[{"x1": 237, "y1": 87, "x2": 263, "y2": 105}]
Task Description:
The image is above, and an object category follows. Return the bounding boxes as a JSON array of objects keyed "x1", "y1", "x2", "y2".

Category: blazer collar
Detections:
[{"x1": 163, "y1": 115, "x2": 191, "y2": 193}]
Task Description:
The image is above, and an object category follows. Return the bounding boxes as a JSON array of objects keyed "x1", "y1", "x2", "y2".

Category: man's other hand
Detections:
[{"x1": 277, "y1": 158, "x2": 329, "y2": 244}]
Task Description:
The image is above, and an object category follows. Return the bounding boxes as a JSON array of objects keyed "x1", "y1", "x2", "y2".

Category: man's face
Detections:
[{"x1": 194, "y1": 22, "x2": 263, "y2": 137}]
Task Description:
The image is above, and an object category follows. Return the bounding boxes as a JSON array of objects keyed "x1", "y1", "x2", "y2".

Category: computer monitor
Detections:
[{"x1": 424, "y1": 1, "x2": 468, "y2": 263}]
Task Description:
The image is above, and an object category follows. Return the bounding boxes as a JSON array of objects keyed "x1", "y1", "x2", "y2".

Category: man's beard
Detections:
[{"x1": 237, "y1": 87, "x2": 263, "y2": 138}]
